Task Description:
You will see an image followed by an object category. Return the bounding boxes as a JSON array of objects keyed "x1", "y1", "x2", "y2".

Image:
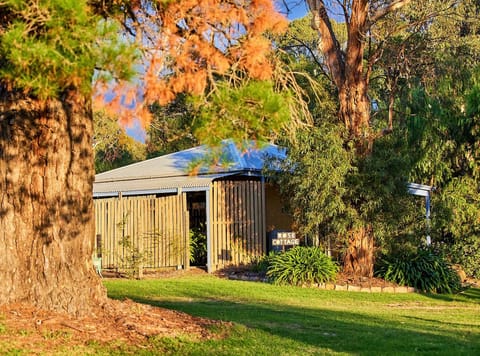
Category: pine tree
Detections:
[{"x1": 0, "y1": 0, "x2": 287, "y2": 315}]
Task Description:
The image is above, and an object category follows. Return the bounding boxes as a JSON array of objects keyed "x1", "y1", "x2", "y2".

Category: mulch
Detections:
[
  {"x1": 334, "y1": 272, "x2": 400, "y2": 288},
  {"x1": 0, "y1": 297, "x2": 227, "y2": 354}
]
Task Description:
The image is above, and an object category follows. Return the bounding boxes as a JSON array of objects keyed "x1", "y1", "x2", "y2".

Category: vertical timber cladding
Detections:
[
  {"x1": 93, "y1": 194, "x2": 189, "y2": 271},
  {"x1": 210, "y1": 179, "x2": 266, "y2": 271}
]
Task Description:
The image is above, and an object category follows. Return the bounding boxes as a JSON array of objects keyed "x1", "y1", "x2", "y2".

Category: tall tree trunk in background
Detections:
[
  {"x1": 306, "y1": 0, "x2": 412, "y2": 276},
  {"x1": 337, "y1": 1, "x2": 373, "y2": 275},
  {"x1": 0, "y1": 91, "x2": 106, "y2": 315},
  {"x1": 308, "y1": 0, "x2": 374, "y2": 277},
  {"x1": 337, "y1": 0, "x2": 371, "y2": 145}
]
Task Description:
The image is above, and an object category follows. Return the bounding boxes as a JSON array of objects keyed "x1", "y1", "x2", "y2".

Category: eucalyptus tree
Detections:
[
  {"x1": 145, "y1": 96, "x2": 198, "y2": 159},
  {"x1": 276, "y1": 0, "x2": 464, "y2": 276},
  {"x1": 93, "y1": 111, "x2": 146, "y2": 173}
]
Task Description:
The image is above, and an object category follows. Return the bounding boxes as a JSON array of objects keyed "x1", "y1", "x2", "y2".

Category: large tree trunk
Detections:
[
  {"x1": 338, "y1": 78, "x2": 374, "y2": 277},
  {"x1": 343, "y1": 225, "x2": 374, "y2": 277},
  {"x1": 338, "y1": 0, "x2": 371, "y2": 142},
  {"x1": 0, "y1": 91, "x2": 107, "y2": 315}
]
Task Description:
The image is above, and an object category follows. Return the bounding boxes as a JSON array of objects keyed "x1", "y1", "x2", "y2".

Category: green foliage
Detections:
[
  {"x1": 389, "y1": 55, "x2": 480, "y2": 279},
  {"x1": 466, "y1": 67, "x2": 480, "y2": 120},
  {"x1": 433, "y1": 176, "x2": 480, "y2": 278},
  {"x1": 190, "y1": 81, "x2": 291, "y2": 146},
  {"x1": 274, "y1": 119, "x2": 414, "y2": 254},
  {"x1": 0, "y1": 0, "x2": 137, "y2": 98},
  {"x1": 273, "y1": 122, "x2": 353, "y2": 245},
  {"x1": 403, "y1": 85, "x2": 473, "y2": 186},
  {"x1": 93, "y1": 111, "x2": 146, "y2": 173},
  {"x1": 189, "y1": 226, "x2": 207, "y2": 265},
  {"x1": 146, "y1": 96, "x2": 198, "y2": 158},
  {"x1": 266, "y1": 246, "x2": 338, "y2": 285},
  {"x1": 375, "y1": 248, "x2": 461, "y2": 294},
  {"x1": 396, "y1": 7, "x2": 480, "y2": 185},
  {"x1": 348, "y1": 133, "x2": 417, "y2": 249},
  {"x1": 448, "y1": 237, "x2": 480, "y2": 280},
  {"x1": 399, "y1": 65, "x2": 480, "y2": 278},
  {"x1": 117, "y1": 233, "x2": 149, "y2": 279},
  {"x1": 278, "y1": 13, "x2": 346, "y2": 68}
]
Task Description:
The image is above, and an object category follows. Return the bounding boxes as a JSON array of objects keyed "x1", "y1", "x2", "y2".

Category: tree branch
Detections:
[
  {"x1": 283, "y1": 37, "x2": 331, "y2": 80},
  {"x1": 368, "y1": 0, "x2": 412, "y2": 26},
  {"x1": 306, "y1": 0, "x2": 345, "y2": 88}
]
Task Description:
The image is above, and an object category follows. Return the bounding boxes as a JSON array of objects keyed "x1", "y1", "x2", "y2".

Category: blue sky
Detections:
[{"x1": 277, "y1": 0, "x2": 309, "y2": 20}]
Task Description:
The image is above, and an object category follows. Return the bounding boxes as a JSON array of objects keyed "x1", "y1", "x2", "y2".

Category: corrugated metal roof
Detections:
[
  {"x1": 93, "y1": 140, "x2": 285, "y2": 196},
  {"x1": 93, "y1": 173, "x2": 235, "y2": 197}
]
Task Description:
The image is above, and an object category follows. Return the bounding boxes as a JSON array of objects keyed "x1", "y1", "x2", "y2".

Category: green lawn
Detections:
[{"x1": 103, "y1": 275, "x2": 480, "y2": 355}]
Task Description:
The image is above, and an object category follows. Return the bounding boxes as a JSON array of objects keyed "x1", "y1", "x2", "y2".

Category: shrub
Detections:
[
  {"x1": 375, "y1": 248, "x2": 461, "y2": 293},
  {"x1": 432, "y1": 176, "x2": 480, "y2": 279},
  {"x1": 266, "y1": 246, "x2": 338, "y2": 285},
  {"x1": 446, "y1": 237, "x2": 480, "y2": 279},
  {"x1": 250, "y1": 252, "x2": 276, "y2": 273}
]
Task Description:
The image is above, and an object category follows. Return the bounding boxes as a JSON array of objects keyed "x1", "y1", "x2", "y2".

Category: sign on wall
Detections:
[{"x1": 271, "y1": 232, "x2": 299, "y2": 247}]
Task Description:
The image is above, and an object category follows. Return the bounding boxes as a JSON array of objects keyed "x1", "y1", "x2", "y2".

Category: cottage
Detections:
[{"x1": 93, "y1": 140, "x2": 292, "y2": 273}]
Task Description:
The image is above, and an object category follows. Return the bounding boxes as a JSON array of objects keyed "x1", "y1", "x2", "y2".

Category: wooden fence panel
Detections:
[
  {"x1": 94, "y1": 194, "x2": 189, "y2": 272},
  {"x1": 211, "y1": 182, "x2": 218, "y2": 268},
  {"x1": 209, "y1": 180, "x2": 266, "y2": 272}
]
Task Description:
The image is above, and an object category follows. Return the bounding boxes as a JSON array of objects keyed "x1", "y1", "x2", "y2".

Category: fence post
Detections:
[{"x1": 137, "y1": 201, "x2": 144, "y2": 279}]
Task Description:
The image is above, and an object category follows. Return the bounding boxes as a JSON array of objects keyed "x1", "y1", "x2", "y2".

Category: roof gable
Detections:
[{"x1": 95, "y1": 140, "x2": 286, "y2": 183}]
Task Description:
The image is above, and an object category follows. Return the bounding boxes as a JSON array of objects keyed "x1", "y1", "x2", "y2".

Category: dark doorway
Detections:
[{"x1": 187, "y1": 192, "x2": 207, "y2": 267}]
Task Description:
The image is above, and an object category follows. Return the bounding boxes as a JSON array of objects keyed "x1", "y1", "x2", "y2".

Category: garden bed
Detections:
[
  {"x1": 226, "y1": 269, "x2": 412, "y2": 292},
  {"x1": 226, "y1": 268, "x2": 479, "y2": 292}
]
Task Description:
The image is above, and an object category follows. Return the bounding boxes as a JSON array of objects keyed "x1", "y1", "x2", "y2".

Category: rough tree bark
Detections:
[
  {"x1": 343, "y1": 226, "x2": 374, "y2": 277},
  {"x1": 307, "y1": 0, "x2": 373, "y2": 141},
  {"x1": 0, "y1": 91, "x2": 106, "y2": 315}
]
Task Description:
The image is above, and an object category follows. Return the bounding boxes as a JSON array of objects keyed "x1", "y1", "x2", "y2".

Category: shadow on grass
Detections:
[
  {"x1": 423, "y1": 287, "x2": 480, "y2": 303},
  {"x1": 403, "y1": 315, "x2": 479, "y2": 329},
  {"x1": 109, "y1": 291, "x2": 480, "y2": 355},
  {"x1": 462, "y1": 287, "x2": 480, "y2": 301}
]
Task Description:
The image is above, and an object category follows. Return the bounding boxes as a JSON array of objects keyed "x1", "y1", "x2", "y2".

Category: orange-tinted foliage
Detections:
[{"x1": 93, "y1": 0, "x2": 287, "y2": 128}]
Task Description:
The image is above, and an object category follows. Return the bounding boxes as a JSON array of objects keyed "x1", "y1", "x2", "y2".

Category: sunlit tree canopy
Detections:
[{"x1": 92, "y1": 0, "x2": 289, "y2": 127}]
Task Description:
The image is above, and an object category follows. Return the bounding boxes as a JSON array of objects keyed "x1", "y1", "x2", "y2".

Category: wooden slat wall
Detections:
[
  {"x1": 94, "y1": 194, "x2": 189, "y2": 271},
  {"x1": 209, "y1": 180, "x2": 266, "y2": 272}
]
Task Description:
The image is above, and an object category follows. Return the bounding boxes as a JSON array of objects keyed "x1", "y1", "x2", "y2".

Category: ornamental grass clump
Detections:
[
  {"x1": 375, "y1": 248, "x2": 461, "y2": 294},
  {"x1": 250, "y1": 251, "x2": 276, "y2": 273},
  {"x1": 266, "y1": 246, "x2": 338, "y2": 286}
]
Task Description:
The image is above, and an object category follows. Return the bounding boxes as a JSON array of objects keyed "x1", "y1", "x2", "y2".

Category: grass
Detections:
[{"x1": 103, "y1": 275, "x2": 480, "y2": 355}]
